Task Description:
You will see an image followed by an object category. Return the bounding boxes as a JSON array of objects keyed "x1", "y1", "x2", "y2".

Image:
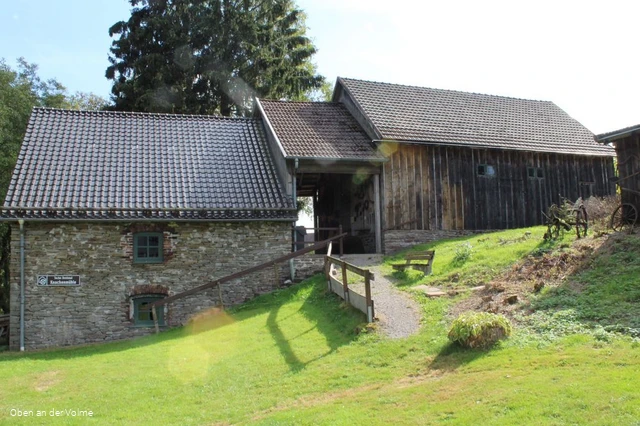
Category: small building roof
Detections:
[
  {"x1": 2, "y1": 108, "x2": 294, "y2": 221},
  {"x1": 336, "y1": 77, "x2": 614, "y2": 157},
  {"x1": 595, "y1": 124, "x2": 640, "y2": 143},
  {"x1": 257, "y1": 99, "x2": 385, "y2": 161}
]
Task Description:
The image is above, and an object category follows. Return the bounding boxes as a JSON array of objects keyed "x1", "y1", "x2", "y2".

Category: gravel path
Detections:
[{"x1": 342, "y1": 255, "x2": 421, "y2": 339}]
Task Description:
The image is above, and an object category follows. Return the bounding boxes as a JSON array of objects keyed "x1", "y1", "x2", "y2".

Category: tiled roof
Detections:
[
  {"x1": 2, "y1": 108, "x2": 295, "y2": 221},
  {"x1": 595, "y1": 124, "x2": 640, "y2": 143},
  {"x1": 338, "y1": 78, "x2": 614, "y2": 157},
  {"x1": 258, "y1": 100, "x2": 385, "y2": 161}
]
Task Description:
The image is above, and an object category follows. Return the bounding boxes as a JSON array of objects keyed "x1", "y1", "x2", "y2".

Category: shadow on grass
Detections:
[
  {"x1": 1, "y1": 275, "x2": 363, "y2": 366},
  {"x1": 266, "y1": 275, "x2": 364, "y2": 373},
  {"x1": 428, "y1": 342, "x2": 489, "y2": 372}
]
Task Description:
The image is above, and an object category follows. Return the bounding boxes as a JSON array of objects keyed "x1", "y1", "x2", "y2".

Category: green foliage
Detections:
[
  {"x1": 106, "y1": 0, "x2": 324, "y2": 116},
  {"x1": 529, "y1": 234, "x2": 640, "y2": 334},
  {"x1": 384, "y1": 227, "x2": 549, "y2": 288},
  {"x1": 452, "y1": 241, "x2": 473, "y2": 264},
  {"x1": 448, "y1": 311, "x2": 512, "y2": 348}
]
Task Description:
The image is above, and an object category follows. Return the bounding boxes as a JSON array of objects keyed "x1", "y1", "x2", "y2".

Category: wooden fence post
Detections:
[
  {"x1": 217, "y1": 281, "x2": 224, "y2": 310},
  {"x1": 365, "y1": 272, "x2": 373, "y2": 323},
  {"x1": 339, "y1": 225, "x2": 344, "y2": 257},
  {"x1": 152, "y1": 306, "x2": 160, "y2": 334},
  {"x1": 273, "y1": 264, "x2": 280, "y2": 288},
  {"x1": 341, "y1": 261, "x2": 349, "y2": 303}
]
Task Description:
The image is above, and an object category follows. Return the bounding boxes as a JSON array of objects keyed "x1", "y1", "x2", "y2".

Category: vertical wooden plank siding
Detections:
[{"x1": 382, "y1": 144, "x2": 615, "y2": 231}]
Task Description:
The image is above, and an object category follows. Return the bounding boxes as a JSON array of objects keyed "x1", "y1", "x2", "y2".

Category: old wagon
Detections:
[{"x1": 597, "y1": 125, "x2": 640, "y2": 231}]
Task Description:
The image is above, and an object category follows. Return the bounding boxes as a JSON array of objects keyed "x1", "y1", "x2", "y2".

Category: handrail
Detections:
[
  {"x1": 324, "y1": 255, "x2": 375, "y2": 322},
  {"x1": 150, "y1": 233, "x2": 347, "y2": 311}
]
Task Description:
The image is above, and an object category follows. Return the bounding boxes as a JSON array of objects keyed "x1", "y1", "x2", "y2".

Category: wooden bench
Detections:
[{"x1": 391, "y1": 250, "x2": 435, "y2": 275}]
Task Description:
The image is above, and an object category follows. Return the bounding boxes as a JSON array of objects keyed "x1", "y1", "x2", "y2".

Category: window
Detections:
[
  {"x1": 528, "y1": 167, "x2": 544, "y2": 179},
  {"x1": 477, "y1": 164, "x2": 495, "y2": 177},
  {"x1": 132, "y1": 295, "x2": 165, "y2": 326},
  {"x1": 134, "y1": 232, "x2": 163, "y2": 263}
]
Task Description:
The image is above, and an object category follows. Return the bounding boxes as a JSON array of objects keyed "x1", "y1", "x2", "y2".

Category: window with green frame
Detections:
[
  {"x1": 132, "y1": 295, "x2": 165, "y2": 326},
  {"x1": 133, "y1": 232, "x2": 163, "y2": 264}
]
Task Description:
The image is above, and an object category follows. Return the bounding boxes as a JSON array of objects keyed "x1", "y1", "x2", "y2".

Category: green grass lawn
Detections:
[{"x1": 1, "y1": 227, "x2": 639, "y2": 425}]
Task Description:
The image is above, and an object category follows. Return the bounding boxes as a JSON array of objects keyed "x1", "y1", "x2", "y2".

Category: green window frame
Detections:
[
  {"x1": 528, "y1": 167, "x2": 544, "y2": 179},
  {"x1": 132, "y1": 296, "x2": 165, "y2": 327},
  {"x1": 133, "y1": 232, "x2": 163, "y2": 264}
]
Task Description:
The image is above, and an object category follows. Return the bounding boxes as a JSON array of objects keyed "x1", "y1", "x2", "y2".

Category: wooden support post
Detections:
[
  {"x1": 365, "y1": 272, "x2": 373, "y2": 323},
  {"x1": 217, "y1": 281, "x2": 224, "y2": 310},
  {"x1": 374, "y1": 174, "x2": 382, "y2": 254},
  {"x1": 152, "y1": 306, "x2": 160, "y2": 334},
  {"x1": 341, "y1": 262, "x2": 349, "y2": 303},
  {"x1": 273, "y1": 263, "x2": 280, "y2": 288},
  {"x1": 339, "y1": 224, "x2": 344, "y2": 257}
]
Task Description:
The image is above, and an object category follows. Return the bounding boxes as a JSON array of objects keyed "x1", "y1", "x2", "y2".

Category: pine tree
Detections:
[{"x1": 106, "y1": 0, "x2": 324, "y2": 116}]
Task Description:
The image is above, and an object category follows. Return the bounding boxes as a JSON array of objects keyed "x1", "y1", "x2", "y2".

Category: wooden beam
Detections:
[
  {"x1": 374, "y1": 174, "x2": 382, "y2": 253},
  {"x1": 151, "y1": 233, "x2": 347, "y2": 308}
]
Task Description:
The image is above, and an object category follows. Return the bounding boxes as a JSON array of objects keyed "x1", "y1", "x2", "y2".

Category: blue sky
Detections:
[{"x1": 2, "y1": 0, "x2": 639, "y2": 134}]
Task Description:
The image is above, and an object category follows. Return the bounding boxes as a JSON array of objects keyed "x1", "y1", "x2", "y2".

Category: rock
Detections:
[{"x1": 503, "y1": 294, "x2": 518, "y2": 305}]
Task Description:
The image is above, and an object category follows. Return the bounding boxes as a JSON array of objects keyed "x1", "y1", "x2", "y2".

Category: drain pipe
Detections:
[
  {"x1": 289, "y1": 158, "x2": 299, "y2": 281},
  {"x1": 18, "y1": 219, "x2": 25, "y2": 351}
]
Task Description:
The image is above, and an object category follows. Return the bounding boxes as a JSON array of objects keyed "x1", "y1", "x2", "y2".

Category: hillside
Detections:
[{"x1": 0, "y1": 227, "x2": 638, "y2": 425}]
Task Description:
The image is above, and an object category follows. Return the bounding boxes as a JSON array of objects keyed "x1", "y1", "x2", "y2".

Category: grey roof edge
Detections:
[
  {"x1": 32, "y1": 106, "x2": 260, "y2": 121},
  {"x1": 595, "y1": 124, "x2": 640, "y2": 142},
  {"x1": 291, "y1": 155, "x2": 388, "y2": 163},
  {"x1": 337, "y1": 76, "x2": 553, "y2": 104},
  {"x1": 254, "y1": 98, "x2": 289, "y2": 158},
  {"x1": 334, "y1": 77, "x2": 384, "y2": 140},
  {"x1": 373, "y1": 138, "x2": 616, "y2": 157}
]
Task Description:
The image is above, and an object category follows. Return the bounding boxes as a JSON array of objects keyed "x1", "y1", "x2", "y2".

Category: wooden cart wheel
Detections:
[
  {"x1": 610, "y1": 203, "x2": 638, "y2": 232},
  {"x1": 575, "y1": 206, "x2": 588, "y2": 238}
]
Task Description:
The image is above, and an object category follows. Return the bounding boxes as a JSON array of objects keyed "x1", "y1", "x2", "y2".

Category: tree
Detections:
[
  {"x1": 0, "y1": 58, "x2": 107, "y2": 314},
  {"x1": 106, "y1": 0, "x2": 324, "y2": 116}
]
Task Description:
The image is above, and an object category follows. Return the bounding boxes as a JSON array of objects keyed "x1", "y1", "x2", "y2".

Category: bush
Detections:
[
  {"x1": 453, "y1": 242, "x2": 473, "y2": 264},
  {"x1": 448, "y1": 312, "x2": 512, "y2": 348}
]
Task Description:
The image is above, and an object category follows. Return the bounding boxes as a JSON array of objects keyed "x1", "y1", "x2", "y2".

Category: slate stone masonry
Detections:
[{"x1": 9, "y1": 221, "x2": 290, "y2": 350}]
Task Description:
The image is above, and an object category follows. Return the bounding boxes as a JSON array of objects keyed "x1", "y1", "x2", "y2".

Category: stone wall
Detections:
[
  {"x1": 384, "y1": 229, "x2": 483, "y2": 254},
  {"x1": 292, "y1": 253, "x2": 326, "y2": 281},
  {"x1": 9, "y1": 221, "x2": 290, "y2": 350}
]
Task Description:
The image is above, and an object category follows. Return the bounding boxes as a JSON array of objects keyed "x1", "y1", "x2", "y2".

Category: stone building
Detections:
[
  {"x1": 2, "y1": 108, "x2": 294, "y2": 350},
  {"x1": 1, "y1": 77, "x2": 618, "y2": 350}
]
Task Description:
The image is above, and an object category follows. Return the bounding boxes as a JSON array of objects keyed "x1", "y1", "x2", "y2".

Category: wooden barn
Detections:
[
  {"x1": 596, "y1": 125, "x2": 640, "y2": 213},
  {"x1": 258, "y1": 78, "x2": 616, "y2": 253}
]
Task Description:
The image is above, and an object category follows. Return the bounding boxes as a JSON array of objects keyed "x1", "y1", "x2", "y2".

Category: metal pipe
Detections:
[{"x1": 18, "y1": 219, "x2": 25, "y2": 351}]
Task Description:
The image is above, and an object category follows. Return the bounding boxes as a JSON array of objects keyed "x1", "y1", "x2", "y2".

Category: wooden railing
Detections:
[
  {"x1": 149, "y1": 233, "x2": 347, "y2": 333},
  {"x1": 324, "y1": 250, "x2": 375, "y2": 322}
]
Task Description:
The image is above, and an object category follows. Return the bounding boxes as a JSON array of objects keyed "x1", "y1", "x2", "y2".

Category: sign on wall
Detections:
[{"x1": 37, "y1": 275, "x2": 81, "y2": 287}]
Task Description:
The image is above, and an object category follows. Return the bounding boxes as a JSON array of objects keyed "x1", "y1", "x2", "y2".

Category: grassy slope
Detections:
[{"x1": 0, "y1": 227, "x2": 639, "y2": 425}]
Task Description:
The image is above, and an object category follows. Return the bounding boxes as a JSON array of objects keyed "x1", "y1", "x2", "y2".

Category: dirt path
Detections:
[{"x1": 342, "y1": 255, "x2": 421, "y2": 339}]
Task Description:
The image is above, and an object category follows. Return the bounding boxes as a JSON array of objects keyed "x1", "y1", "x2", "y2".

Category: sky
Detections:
[{"x1": 1, "y1": 0, "x2": 639, "y2": 134}]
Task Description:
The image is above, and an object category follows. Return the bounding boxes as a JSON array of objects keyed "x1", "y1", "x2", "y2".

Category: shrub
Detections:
[
  {"x1": 448, "y1": 312, "x2": 512, "y2": 349},
  {"x1": 453, "y1": 242, "x2": 473, "y2": 264}
]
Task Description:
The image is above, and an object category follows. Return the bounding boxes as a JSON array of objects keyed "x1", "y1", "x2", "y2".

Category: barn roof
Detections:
[
  {"x1": 595, "y1": 124, "x2": 640, "y2": 143},
  {"x1": 336, "y1": 77, "x2": 614, "y2": 157},
  {"x1": 1, "y1": 108, "x2": 295, "y2": 221},
  {"x1": 257, "y1": 99, "x2": 384, "y2": 161}
]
